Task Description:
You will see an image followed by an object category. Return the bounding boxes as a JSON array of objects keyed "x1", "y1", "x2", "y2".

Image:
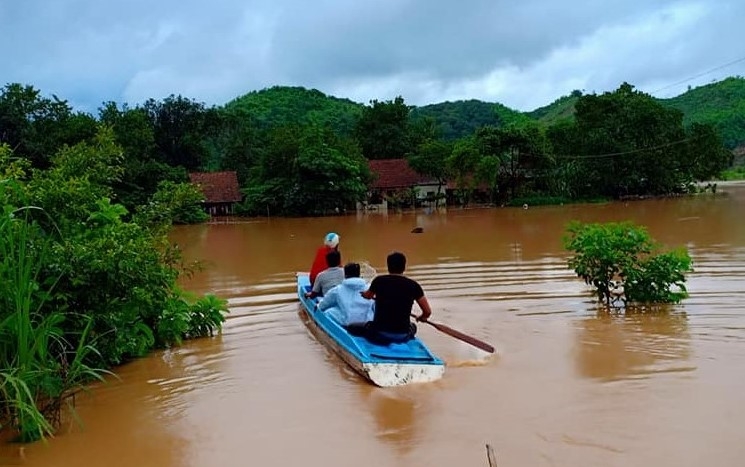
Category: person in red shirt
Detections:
[{"x1": 309, "y1": 232, "x2": 341, "y2": 286}]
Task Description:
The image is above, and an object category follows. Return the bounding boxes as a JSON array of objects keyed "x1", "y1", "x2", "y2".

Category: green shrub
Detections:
[
  {"x1": 563, "y1": 221, "x2": 693, "y2": 307},
  {"x1": 135, "y1": 180, "x2": 209, "y2": 227},
  {"x1": 157, "y1": 291, "x2": 228, "y2": 346}
]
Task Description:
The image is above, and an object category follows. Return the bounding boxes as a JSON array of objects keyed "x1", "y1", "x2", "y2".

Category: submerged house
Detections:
[
  {"x1": 361, "y1": 159, "x2": 443, "y2": 211},
  {"x1": 188, "y1": 171, "x2": 242, "y2": 216}
]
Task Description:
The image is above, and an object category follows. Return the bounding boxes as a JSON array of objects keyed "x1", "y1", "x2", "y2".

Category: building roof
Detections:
[
  {"x1": 368, "y1": 159, "x2": 437, "y2": 189},
  {"x1": 188, "y1": 171, "x2": 242, "y2": 203}
]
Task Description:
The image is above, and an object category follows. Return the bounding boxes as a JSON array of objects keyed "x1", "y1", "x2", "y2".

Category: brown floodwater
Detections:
[{"x1": 3, "y1": 183, "x2": 745, "y2": 467}]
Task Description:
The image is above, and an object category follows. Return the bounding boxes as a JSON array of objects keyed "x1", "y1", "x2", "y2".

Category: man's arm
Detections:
[
  {"x1": 361, "y1": 277, "x2": 377, "y2": 300},
  {"x1": 305, "y1": 274, "x2": 324, "y2": 299},
  {"x1": 414, "y1": 295, "x2": 432, "y2": 322}
]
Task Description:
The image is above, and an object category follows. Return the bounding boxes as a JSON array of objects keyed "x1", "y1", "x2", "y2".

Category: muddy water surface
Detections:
[{"x1": 4, "y1": 184, "x2": 745, "y2": 467}]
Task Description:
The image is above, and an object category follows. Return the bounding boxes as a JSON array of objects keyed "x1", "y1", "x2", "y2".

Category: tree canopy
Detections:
[
  {"x1": 0, "y1": 79, "x2": 739, "y2": 218},
  {"x1": 411, "y1": 99, "x2": 531, "y2": 140}
]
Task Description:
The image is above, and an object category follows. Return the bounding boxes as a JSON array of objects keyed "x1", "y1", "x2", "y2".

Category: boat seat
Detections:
[{"x1": 369, "y1": 352, "x2": 435, "y2": 362}]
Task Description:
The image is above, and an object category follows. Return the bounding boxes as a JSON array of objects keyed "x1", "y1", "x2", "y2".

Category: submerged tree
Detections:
[{"x1": 563, "y1": 221, "x2": 693, "y2": 308}]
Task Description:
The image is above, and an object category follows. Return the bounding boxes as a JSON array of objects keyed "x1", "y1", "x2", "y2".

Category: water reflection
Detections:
[
  {"x1": 574, "y1": 308, "x2": 693, "y2": 381},
  {"x1": 146, "y1": 335, "x2": 230, "y2": 418},
  {"x1": 3, "y1": 357, "x2": 190, "y2": 466},
  {"x1": 360, "y1": 386, "x2": 428, "y2": 457},
  {"x1": 0, "y1": 334, "x2": 230, "y2": 467},
  {"x1": 301, "y1": 306, "x2": 426, "y2": 458}
]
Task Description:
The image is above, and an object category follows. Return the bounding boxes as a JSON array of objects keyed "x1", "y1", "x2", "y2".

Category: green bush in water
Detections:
[{"x1": 563, "y1": 221, "x2": 693, "y2": 307}]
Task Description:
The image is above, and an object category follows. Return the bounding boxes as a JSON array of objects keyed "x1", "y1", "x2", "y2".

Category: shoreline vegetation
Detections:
[
  {"x1": 0, "y1": 135, "x2": 229, "y2": 442},
  {"x1": 2, "y1": 79, "x2": 744, "y2": 219},
  {"x1": 1, "y1": 76, "x2": 744, "y2": 442}
]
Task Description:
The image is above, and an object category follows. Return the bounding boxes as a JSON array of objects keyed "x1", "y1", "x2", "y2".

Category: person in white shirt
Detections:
[{"x1": 317, "y1": 262, "x2": 374, "y2": 327}]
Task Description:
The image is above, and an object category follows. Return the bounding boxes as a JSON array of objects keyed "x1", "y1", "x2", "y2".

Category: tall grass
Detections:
[{"x1": 0, "y1": 205, "x2": 104, "y2": 441}]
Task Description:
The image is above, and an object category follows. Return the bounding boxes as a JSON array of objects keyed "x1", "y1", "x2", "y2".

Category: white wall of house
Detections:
[
  {"x1": 357, "y1": 183, "x2": 445, "y2": 212},
  {"x1": 357, "y1": 198, "x2": 388, "y2": 211},
  {"x1": 416, "y1": 183, "x2": 443, "y2": 199}
]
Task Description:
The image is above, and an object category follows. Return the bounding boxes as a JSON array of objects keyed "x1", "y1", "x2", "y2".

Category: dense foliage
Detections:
[
  {"x1": 662, "y1": 77, "x2": 745, "y2": 149},
  {"x1": 0, "y1": 84, "x2": 99, "y2": 169},
  {"x1": 1, "y1": 78, "x2": 740, "y2": 219},
  {"x1": 564, "y1": 221, "x2": 693, "y2": 307},
  {"x1": 531, "y1": 77, "x2": 745, "y2": 150},
  {"x1": 546, "y1": 83, "x2": 732, "y2": 200},
  {"x1": 0, "y1": 135, "x2": 228, "y2": 441},
  {"x1": 241, "y1": 124, "x2": 371, "y2": 216},
  {"x1": 354, "y1": 96, "x2": 414, "y2": 160},
  {"x1": 411, "y1": 100, "x2": 531, "y2": 140},
  {"x1": 224, "y1": 86, "x2": 363, "y2": 136}
]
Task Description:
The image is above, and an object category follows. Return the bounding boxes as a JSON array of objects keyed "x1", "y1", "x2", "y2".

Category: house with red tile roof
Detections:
[
  {"x1": 188, "y1": 171, "x2": 242, "y2": 216},
  {"x1": 362, "y1": 159, "x2": 443, "y2": 210}
]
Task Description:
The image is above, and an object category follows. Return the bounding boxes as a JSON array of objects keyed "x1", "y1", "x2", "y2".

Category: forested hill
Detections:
[
  {"x1": 224, "y1": 88, "x2": 531, "y2": 140},
  {"x1": 223, "y1": 86, "x2": 364, "y2": 136},
  {"x1": 528, "y1": 77, "x2": 745, "y2": 148},
  {"x1": 526, "y1": 90, "x2": 581, "y2": 123},
  {"x1": 223, "y1": 78, "x2": 745, "y2": 148},
  {"x1": 661, "y1": 77, "x2": 745, "y2": 149},
  {"x1": 409, "y1": 100, "x2": 531, "y2": 140}
]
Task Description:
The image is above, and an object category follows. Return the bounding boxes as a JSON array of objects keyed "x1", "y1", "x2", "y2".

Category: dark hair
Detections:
[
  {"x1": 325, "y1": 250, "x2": 341, "y2": 268},
  {"x1": 386, "y1": 251, "x2": 406, "y2": 274},
  {"x1": 343, "y1": 262, "x2": 361, "y2": 278}
]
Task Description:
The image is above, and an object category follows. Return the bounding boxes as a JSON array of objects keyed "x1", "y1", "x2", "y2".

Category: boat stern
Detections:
[{"x1": 362, "y1": 362, "x2": 445, "y2": 387}]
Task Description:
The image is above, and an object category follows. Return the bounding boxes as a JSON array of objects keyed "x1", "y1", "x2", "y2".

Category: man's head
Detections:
[
  {"x1": 324, "y1": 232, "x2": 340, "y2": 249},
  {"x1": 344, "y1": 262, "x2": 361, "y2": 278},
  {"x1": 386, "y1": 251, "x2": 407, "y2": 274},
  {"x1": 325, "y1": 250, "x2": 341, "y2": 268}
]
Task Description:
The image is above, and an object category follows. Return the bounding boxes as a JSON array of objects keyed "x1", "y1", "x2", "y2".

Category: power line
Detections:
[
  {"x1": 515, "y1": 133, "x2": 709, "y2": 161},
  {"x1": 649, "y1": 55, "x2": 745, "y2": 95},
  {"x1": 555, "y1": 137, "x2": 693, "y2": 160}
]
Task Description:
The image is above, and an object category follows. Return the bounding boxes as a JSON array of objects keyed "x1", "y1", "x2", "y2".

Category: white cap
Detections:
[{"x1": 324, "y1": 232, "x2": 340, "y2": 248}]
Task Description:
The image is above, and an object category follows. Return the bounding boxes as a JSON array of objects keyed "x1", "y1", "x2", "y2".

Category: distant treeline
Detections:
[
  {"x1": 529, "y1": 76, "x2": 745, "y2": 150},
  {"x1": 0, "y1": 80, "x2": 739, "y2": 218}
]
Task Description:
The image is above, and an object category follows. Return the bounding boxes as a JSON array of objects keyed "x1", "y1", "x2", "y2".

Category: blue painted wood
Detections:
[{"x1": 297, "y1": 274, "x2": 444, "y2": 367}]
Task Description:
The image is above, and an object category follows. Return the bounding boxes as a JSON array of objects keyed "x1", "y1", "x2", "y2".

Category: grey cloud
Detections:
[
  {"x1": 2, "y1": 0, "x2": 744, "y2": 112},
  {"x1": 270, "y1": 0, "x2": 678, "y2": 82}
]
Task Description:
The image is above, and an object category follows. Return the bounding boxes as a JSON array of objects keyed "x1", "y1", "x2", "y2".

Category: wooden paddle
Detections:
[{"x1": 411, "y1": 314, "x2": 495, "y2": 353}]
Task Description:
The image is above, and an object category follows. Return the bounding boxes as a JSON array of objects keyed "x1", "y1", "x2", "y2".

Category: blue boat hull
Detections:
[{"x1": 297, "y1": 273, "x2": 445, "y2": 386}]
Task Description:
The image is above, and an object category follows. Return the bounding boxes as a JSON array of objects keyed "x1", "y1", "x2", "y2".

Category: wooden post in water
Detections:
[{"x1": 485, "y1": 443, "x2": 497, "y2": 467}]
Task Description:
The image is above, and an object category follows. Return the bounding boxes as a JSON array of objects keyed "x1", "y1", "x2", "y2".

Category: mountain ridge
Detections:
[{"x1": 222, "y1": 76, "x2": 745, "y2": 148}]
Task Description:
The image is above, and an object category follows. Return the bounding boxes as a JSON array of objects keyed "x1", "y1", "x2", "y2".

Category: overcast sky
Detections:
[{"x1": 2, "y1": 0, "x2": 744, "y2": 113}]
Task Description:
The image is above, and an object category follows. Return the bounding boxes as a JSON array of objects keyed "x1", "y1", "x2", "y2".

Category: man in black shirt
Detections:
[{"x1": 358, "y1": 251, "x2": 432, "y2": 343}]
